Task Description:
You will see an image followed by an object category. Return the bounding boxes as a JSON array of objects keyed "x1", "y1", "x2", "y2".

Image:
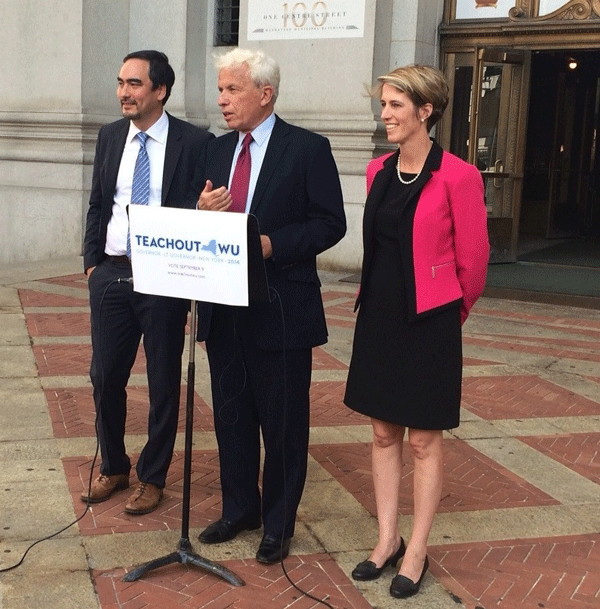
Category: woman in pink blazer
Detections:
[{"x1": 344, "y1": 65, "x2": 489, "y2": 599}]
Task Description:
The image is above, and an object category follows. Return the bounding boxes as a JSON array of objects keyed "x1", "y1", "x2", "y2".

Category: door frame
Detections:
[
  {"x1": 439, "y1": 47, "x2": 530, "y2": 262},
  {"x1": 439, "y1": 11, "x2": 600, "y2": 261}
]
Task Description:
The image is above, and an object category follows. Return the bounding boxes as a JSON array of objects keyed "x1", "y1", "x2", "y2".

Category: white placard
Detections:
[
  {"x1": 247, "y1": 0, "x2": 365, "y2": 40},
  {"x1": 129, "y1": 206, "x2": 249, "y2": 306},
  {"x1": 455, "y1": 0, "x2": 516, "y2": 20}
]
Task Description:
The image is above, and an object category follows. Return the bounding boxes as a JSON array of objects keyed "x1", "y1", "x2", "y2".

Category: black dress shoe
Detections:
[
  {"x1": 255, "y1": 534, "x2": 292, "y2": 564},
  {"x1": 390, "y1": 555, "x2": 429, "y2": 598},
  {"x1": 198, "y1": 517, "x2": 261, "y2": 544},
  {"x1": 351, "y1": 538, "x2": 406, "y2": 581}
]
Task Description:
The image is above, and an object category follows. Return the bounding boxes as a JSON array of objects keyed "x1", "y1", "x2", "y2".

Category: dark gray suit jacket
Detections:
[
  {"x1": 84, "y1": 113, "x2": 213, "y2": 271},
  {"x1": 194, "y1": 115, "x2": 346, "y2": 351}
]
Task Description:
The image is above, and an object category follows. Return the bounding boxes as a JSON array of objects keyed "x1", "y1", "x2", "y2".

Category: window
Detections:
[{"x1": 215, "y1": 0, "x2": 239, "y2": 46}]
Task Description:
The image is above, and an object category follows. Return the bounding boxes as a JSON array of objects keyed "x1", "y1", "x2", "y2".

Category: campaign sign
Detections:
[{"x1": 129, "y1": 206, "x2": 249, "y2": 306}]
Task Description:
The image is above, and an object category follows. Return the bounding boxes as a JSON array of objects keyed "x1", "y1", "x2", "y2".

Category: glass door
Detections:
[{"x1": 442, "y1": 48, "x2": 530, "y2": 262}]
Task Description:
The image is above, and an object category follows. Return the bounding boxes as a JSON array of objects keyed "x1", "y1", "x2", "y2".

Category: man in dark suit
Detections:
[
  {"x1": 82, "y1": 50, "x2": 213, "y2": 514},
  {"x1": 193, "y1": 48, "x2": 346, "y2": 563}
]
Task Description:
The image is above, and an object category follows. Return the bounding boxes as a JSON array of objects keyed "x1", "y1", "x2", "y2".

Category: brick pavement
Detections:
[{"x1": 1, "y1": 258, "x2": 600, "y2": 608}]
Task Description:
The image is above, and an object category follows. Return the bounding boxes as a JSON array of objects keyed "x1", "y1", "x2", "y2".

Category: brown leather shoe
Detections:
[
  {"x1": 81, "y1": 474, "x2": 129, "y2": 503},
  {"x1": 124, "y1": 482, "x2": 163, "y2": 515}
]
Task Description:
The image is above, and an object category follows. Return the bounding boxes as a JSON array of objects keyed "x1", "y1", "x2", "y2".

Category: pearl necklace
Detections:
[{"x1": 396, "y1": 155, "x2": 421, "y2": 185}]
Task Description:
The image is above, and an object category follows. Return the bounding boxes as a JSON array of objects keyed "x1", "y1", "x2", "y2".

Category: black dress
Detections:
[{"x1": 344, "y1": 171, "x2": 462, "y2": 430}]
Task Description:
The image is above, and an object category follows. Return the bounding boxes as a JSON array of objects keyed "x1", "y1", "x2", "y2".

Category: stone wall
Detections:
[{"x1": 0, "y1": 0, "x2": 443, "y2": 269}]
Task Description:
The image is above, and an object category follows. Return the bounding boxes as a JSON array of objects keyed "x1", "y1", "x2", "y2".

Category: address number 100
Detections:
[{"x1": 282, "y1": 2, "x2": 329, "y2": 28}]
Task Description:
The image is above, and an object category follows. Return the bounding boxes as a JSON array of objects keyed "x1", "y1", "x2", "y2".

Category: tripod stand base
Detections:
[{"x1": 122, "y1": 537, "x2": 245, "y2": 586}]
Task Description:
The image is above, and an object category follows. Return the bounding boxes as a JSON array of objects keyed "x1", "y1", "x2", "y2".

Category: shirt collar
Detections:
[
  {"x1": 128, "y1": 110, "x2": 169, "y2": 145},
  {"x1": 240, "y1": 112, "x2": 275, "y2": 148}
]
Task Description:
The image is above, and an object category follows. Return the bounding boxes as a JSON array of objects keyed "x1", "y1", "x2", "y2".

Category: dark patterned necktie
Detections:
[
  {"x1": 127, "y1": 132, "x2": 150, "y2": 257},
  {"x1": 229, "y1": 133, "x2": 253, "y2": 213}
]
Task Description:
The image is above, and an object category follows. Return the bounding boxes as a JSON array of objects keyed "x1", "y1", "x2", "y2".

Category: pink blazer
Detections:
[{"x1": 364, "y1": 145, "x2": 489, "y2": 325}]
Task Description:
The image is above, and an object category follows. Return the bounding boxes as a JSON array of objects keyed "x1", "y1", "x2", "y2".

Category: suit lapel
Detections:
[
  {"x1": 363, "y1": 141, "x2": 442, "y2": 244},
  {"x1": 215, "y1": 131, "x2": 238, "y2": 188},
  {"x1": 363, "y1": 151, "x2": 397, "y2": 247},
  {"x1": 162, "y1": 113, "x2": 182, "y2": 206},
  {"x1": 358, "y1": 144, "x2": 439, "y2": 301},
  {"x1": 396, "y1": 163, "x2": 432, "y2": 218},
  {"x1": 249, "y1": 116, "x2": 289, "y2": 216},
  {"x1": 358, "y1": 152, "x2": 397, "y2": 297},
  {"x1": 105, "y1": 120, "x2": 129, "y2": 199},
  {"x1": 395, "y1": 140, "x2": 443, "y2": 219}
]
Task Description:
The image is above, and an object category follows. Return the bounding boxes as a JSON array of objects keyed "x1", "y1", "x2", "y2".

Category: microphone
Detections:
[{"x1": 117, "y1": 277, "x2": 134, "y2": 284}]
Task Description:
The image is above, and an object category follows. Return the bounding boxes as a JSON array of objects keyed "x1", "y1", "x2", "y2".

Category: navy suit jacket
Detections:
[
  {"x1": 194, "y1": 115, "x2": 346, "y2": 350},
  {"x1": 84, "y1": 112, "x2": 213, "y2": 271}
]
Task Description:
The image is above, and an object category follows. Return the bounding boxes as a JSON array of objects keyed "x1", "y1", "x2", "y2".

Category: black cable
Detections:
[
  {"x1": 0, "y1": 439, "x2": 100, "y2": 573},
  {"x1": 269, "y1": 286, "x2": 335, "y2": 609},
  {"x1": 0, "y1": 274, "x2": 128, "y2": 573}
]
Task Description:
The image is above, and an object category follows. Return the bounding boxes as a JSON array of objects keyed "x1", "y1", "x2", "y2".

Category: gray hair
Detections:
[{"x1": 215, "y1": 48, "x2": 280, "y2": 102}]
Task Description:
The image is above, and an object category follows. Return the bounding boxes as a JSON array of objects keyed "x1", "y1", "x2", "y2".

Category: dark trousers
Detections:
[
  {"x1": 88, "y1": 259, "x2": 188, "y2": 488},
  {"x1": 206, "y1": 304, "x2": 311, "y2": 539}
]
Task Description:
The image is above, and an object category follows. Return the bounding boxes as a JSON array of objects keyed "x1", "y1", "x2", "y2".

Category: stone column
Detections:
[
  {"x1": 0, "y1": 0, "x2": 210, "y2": 265},
  {"x1": 0, "y1": 0, "x2": 89, "y2": 264},
  {"x1": 222, "y1": 0, "x2": 444, "y2": 272}
]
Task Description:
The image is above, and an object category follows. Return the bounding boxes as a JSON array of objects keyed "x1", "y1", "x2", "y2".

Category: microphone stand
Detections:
[{"x1": 122, "y1": 301, "x2": 244, "y2": 586}]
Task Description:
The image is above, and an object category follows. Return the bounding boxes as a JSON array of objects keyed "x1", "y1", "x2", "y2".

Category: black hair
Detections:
[{"x1": 123, "y1": 50, "x2": 175, "y2": 105}]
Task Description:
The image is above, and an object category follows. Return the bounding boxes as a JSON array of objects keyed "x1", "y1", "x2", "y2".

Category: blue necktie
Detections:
[{"x1": 127, "y1": 132, "x2": 150, "y2": 257}]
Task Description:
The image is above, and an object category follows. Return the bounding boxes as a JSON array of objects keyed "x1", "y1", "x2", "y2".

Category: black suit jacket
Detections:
[
  {"x1": 84, "y1": 112, "x2": 213, "y2": 271},
  {"x1": 195, "y1": 115, "x2": 346, "y2": 350}
]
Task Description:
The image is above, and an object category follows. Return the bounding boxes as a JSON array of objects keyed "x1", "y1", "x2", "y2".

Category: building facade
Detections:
[
  {"x1": 0, "y1": 0, "x2": 443, "y2": 268},
  {"x1": 441, "y1": 0, "x2": 600, "y2": 263},
  {"x1": 2, "y1": 1, "x2": 599, "y2": 268}
]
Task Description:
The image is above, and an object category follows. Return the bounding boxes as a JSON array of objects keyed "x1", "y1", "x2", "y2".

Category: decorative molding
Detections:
[
  {"x1": 440, "y1": 19, "x2": 600, "y2": 39},
  {"x1": 509, "y1": 0, "x2": 536, "y2": 18},
  {"x1": 0, "y1": 112, "x2": 211, "y2": 165},
  {"x1": 0, "y1": 118, "x2": 98, "y2": 164},
  {"x1": 503, "y1": 65, "x2": 523, "y2": 216},
  {"x1": 510, "y1": 0, "x2": 600, "y2": 20},
  {"x1": 270, "y1": 114, "x2": 384, "y2": 174}
]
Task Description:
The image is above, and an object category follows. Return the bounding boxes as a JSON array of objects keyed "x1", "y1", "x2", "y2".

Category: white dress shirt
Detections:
[
  {"x1": 105, "y1": 111, "x2": 169, "y2": 255},
  {"x1": 228, "y1": 113, "x2": 276, "y2": 213}
]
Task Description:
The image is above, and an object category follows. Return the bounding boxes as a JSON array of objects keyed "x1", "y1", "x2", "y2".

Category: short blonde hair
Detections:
[
  {"x1": 215, "y1": 48, "x2": 280, "y2": 103},
  {"x1": 377, "y1": 65, "x2": 449, "y2": 132}
]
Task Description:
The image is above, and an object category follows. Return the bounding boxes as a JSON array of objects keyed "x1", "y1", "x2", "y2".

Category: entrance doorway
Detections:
[
  {"x1": 442, "y1": 48, "x2": 530, "y2": 263},
  {"x1": 518, "y1": 50, "x2": 600, "y2": 267},
  {"x1": 442, "y1": 46, "x2": 600, "y2": 266}
]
